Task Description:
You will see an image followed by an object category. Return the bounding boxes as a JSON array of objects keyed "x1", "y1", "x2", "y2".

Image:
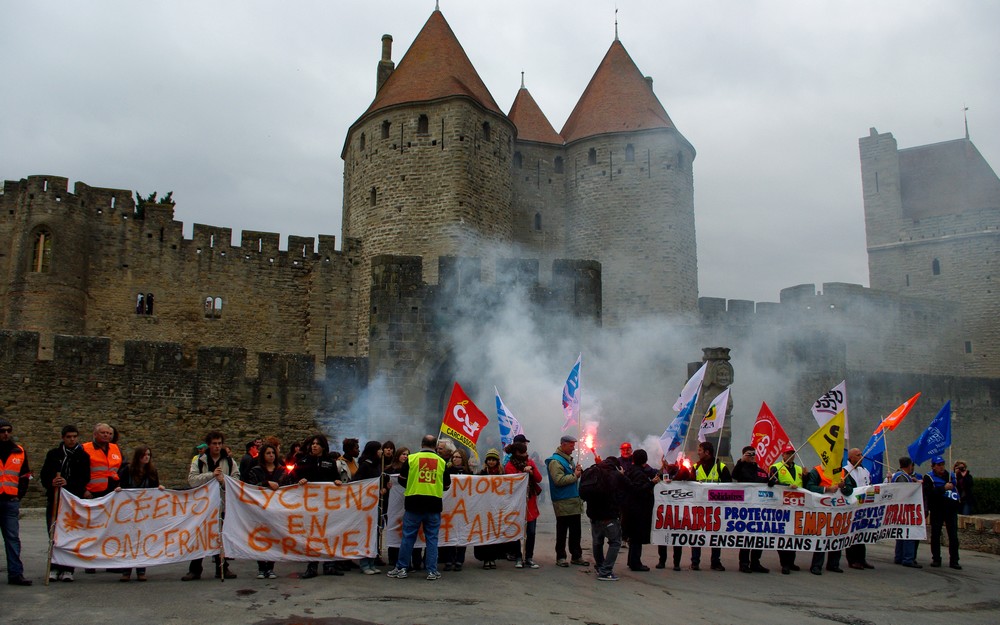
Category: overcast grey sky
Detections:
[{"x1": 3, "y1": 0, "x2": 997, "y2": 303}]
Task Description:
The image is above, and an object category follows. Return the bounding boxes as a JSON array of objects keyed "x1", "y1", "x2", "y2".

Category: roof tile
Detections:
[
  {"x1": 361, "y1": 10, "x2": 502, "y2": 119},
  {"x1": 560, "y1": 40, "x2": 675, "y2": 143},
  {"x1": 508, "y1": 87, "x2": 562, "y2": 145}
]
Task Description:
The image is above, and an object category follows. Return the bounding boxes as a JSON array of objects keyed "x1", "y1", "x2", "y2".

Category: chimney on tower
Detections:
[{"x1": 377, "y1": 34, "x2": 395, "y2": 92}]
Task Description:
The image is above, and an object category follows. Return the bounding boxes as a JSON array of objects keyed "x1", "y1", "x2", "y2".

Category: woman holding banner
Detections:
[
  {"x1": 115, "y1": 446, "x2": 164, "y2": 582},
  {"x1": 292, "y1": 434, "x2": 343, "y2": 579},
  {"x1": 353, "y1": 441, "x2": 384, "y2": 574},
  {"x1": 475, "y1": 449, "x2": 505, "y2": 569},
  {"x1": 247, "y1": 443, "x2": 288, "y2": 579},
  {"x1": 441, "y1": 449, "x2": 472, "y2": 571},
  {"x1": 505, "y1": 442, "x2": 543, "y2": 569}
]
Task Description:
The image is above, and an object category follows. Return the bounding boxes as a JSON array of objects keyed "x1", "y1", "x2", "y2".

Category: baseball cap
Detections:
[
  {"x1": 513, "y1": 434, "x2": 530, "y2": 443},
  {"x1": 560, "y1": 435, "x2": 577, "y2": 444},
  {"x1": 781, "y1": 444, "x2": 795, "y2": 454},
  {"x1": 931, "y1": 456, "x2": 945, "y2": 465}
]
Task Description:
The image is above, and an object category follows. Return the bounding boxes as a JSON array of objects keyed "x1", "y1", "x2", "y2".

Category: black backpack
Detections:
[{"x1": 578, "y1": 464, "x2": 605, "y2": 501}]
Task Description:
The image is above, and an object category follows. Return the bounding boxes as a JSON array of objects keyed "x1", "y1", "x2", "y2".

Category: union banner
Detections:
[{"x1": 651, "y1": 482, "x2": 925, "y2": 552}]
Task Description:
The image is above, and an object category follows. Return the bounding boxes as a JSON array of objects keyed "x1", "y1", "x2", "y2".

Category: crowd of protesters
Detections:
[{"x1": 0, "y1": 415, "x2": 974, "y2": 586}]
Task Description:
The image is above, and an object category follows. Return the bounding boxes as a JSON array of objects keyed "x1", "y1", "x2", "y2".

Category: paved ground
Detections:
[{"x1": 3, "y1": 508, "x2": 998, "y2": 625}]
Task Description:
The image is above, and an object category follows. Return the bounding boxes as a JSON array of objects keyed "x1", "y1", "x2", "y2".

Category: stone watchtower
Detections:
[
  {"x1": 860, "y1": 128, "x2": 1000, "y2": 376},
  {"x1": 559, "y1": 39, "x2": 698, "y2": 325},
  {"x1": 0, "y1": 176, "x2": 100, "y2": 354},
  {"x1": 341, "y1": 9, "x2": 515, "y2": 354}
]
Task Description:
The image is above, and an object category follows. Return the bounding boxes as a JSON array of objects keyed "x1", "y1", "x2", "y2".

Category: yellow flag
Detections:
[{"x1": 805, "y1": 410, "x2": 846, "y2": 484}]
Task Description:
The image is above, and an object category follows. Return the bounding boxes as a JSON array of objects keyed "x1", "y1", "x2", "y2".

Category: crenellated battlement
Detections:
[
  {"x1": 0, "y1": 329, "x2": 320, "y2": 387},
  {"x1": 1, "y1": 175, "x2": 342, "y2": 270}
]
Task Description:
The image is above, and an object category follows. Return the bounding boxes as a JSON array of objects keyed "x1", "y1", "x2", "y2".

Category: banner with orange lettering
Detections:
[
  {"x1": 52, "y1": 483, "x2": 222, "y2": 568},
  {"x1": 222, "y1": 476, "x2": 380, "y2": 561},
  {"x1": 385, "y1": 474, "x2": 527, "y2": 547}
]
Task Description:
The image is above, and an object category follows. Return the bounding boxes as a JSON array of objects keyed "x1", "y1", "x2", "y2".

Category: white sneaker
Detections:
[
  {"x1": 256, "y1": 572, "x2": 266, "y2": 579},
  {"x1": 266, "y1": 571, "x2": 277, "y2": 579},
  {"x1": 525, "y1": 559, "x2": 540, "y2": 569},
  {"x1": 61, "y1": 572, "x2": 74, "y2": 582},
  {"x1": 387, "y1": 567, "x2": 407, "y2": 578},
  {"x1": 49, "y1": 571, "x2": 59, "y2": 581},
  {"x1": 363, "y1": 568, "x2": 376, "y2": 575},
  {"x1": 514, "y1": 559, "x2": 524, "y2": 569}
]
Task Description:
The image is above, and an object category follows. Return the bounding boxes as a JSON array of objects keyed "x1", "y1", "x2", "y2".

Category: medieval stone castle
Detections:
[{"x1": 2, "y1": 8, "x2": 997, "y2": 493}]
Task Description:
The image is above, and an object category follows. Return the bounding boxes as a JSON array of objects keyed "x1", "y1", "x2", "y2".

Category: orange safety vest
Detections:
[
  {"x1": 813, "y1": 464, "x2": 833, "y2": 487},
  {"x1": 1, "y1": 445, "x2": 26, "y2": 497},
  {"x1": 83, "y1": 442, "x2": 122, "y2": 493}
]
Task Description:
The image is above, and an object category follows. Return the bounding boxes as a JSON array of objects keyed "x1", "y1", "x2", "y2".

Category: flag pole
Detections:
[{"x1": 45, "y1": 478, "x2": 61, "y2": 586}]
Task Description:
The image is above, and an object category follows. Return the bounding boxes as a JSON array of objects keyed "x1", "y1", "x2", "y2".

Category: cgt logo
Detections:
[
  {"x1": 417, "y1": 456, "x2": 439, "y2": 484},
  {"x1": 783, "y1": 491, "x2": 806, "y2": 506},
  {"x1": 659, "y1": 488, "x2": 693, "y2": 500}
]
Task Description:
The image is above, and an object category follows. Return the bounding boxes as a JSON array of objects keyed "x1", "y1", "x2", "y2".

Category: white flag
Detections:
[
  {"x1": 672, "y1": 362, "x2": 707, "y2": 412},
  {"x1": 698, "y1": 387, "x2": 731, "y2": 443},
  {"x1": 811, "y1": 380, "x2": 849, "y2": 439}
]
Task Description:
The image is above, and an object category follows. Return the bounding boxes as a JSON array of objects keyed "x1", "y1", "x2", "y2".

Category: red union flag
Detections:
[
  {"x1": 750, "y1": 402, "x2": 791, "y2": 470},
  {"x1": 440, "y1": 382, "x2": 490, "y2": 452}
]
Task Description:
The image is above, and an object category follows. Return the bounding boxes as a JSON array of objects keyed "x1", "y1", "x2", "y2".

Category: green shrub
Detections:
[{"x1": 973, "y1": 477, "x2": 1000, "y2": 514}]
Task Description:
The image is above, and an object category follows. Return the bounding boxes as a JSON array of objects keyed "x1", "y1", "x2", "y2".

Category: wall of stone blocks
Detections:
[
  {"x1": 341, "y1": 99, "x2": 516, "y2": 355},
  {"x1": 0, "y1": 330, "x2": 334, "y2": 505},
  {"x1": 563, "y1": 128, "x2": 698, "y2": 324},
  {"x1": 0, "y1": 176, "x2": 358, "y2": 376}
]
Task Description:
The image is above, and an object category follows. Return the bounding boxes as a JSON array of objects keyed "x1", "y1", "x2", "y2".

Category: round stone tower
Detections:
[
  {"x1": 342, "y1": 9, "x2": 515, "y2": 354},
  {"x1": 560, "y1": 40, "x2": 698, "y2": 324}
]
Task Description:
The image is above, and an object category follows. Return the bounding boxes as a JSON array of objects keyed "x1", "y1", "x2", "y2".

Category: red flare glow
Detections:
[
  {"x1": 584, "y1": 434, "x2": 595, "y2": 451},
  {"x1": 285, "y1": 464, "x2": 295, "y2": 472}
]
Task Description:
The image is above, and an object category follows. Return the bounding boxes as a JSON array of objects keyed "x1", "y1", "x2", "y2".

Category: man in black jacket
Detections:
[
  {"x1": 731, "y1": 446, "x2": 770, "y2": 573},
  {"x1": 583, "y1": 457, "x2": 633, "y2": 581},
  {"x1": 41, "y1": 424, "x2": 91, "y2": 582}
]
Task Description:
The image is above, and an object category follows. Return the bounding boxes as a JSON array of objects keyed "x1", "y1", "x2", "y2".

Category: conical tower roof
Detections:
[
  {"x1": 560, "y1": 40, "x2": 676, "y2": 144},
  {"x1": 360, "y1": 9, "x2": 502, "y2": 119},
  {"x1": 508, "y1": 84, "x2": 563, "y2": 145}
]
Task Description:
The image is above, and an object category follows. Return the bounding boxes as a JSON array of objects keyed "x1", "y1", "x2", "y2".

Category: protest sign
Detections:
[
  {"x1": 385, "y1": 473, "x2": 527, "y2": 547},
  {"x1": 222, "y1": 476, "x2": 380, "y2": 561},
  {"x1": 651, "y1": 482, "x2": 925, "y2": 553},
  {"x1": 52, "y1": 483, "x2": 222, "y2": 568}
]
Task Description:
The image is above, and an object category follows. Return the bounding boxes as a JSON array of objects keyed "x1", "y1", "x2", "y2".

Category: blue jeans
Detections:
[
  {"x1": 1, "y1": 498, "x2": 25, "y2": 578},
  {"x1": 895, "y1": 539, "x2": 919, "y2": 564},
  {"x1": 396, "y1": 510, "x2": 441, "y2": 573},
  {"x1": 591, "y1": 518, "x2": 622, "y2": 576}
]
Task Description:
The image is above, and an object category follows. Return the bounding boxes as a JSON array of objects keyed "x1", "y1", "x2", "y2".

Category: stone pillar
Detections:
[{"x1": 691, "y1": 347, "x2": 734, "y2": 461}]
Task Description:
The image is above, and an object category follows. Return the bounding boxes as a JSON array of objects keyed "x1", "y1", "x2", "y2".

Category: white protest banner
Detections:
[
  {"x1": 385, "y1": 474, "x2": 527, "y2": 547},
  {"x1": 222, "y1": 476, "x2": 380, "y2": 561},
  {"x1": 52, "y1": 483, "x2": 222, "y2": 568},
  {"x1": 651, "y1": 482, "x2": 925, "y2": 553}
]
